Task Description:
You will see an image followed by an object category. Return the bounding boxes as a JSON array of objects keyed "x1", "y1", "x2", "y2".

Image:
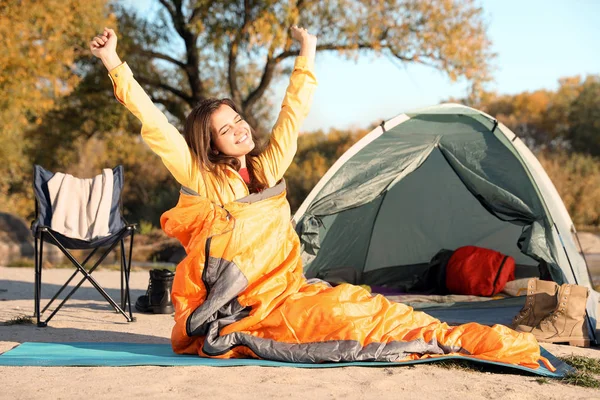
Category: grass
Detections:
[
  {"x1": 560, "y1": 355, "x2": 600, "y2": 374},
  {"x1": 6, "y1": 258, "x2": 34, "y2": 268},
  {"x1": 138, "y1": 220, "x2": 157, "y2": 235},
  {"x1": 432, "y1": 355, "x2": 600, "y2": 389},
  {"x1": 561, "y1": 371, "x2": 600, "y2": 388},
  {"x1": 557, "y1": 355, "x2": 600, "y2": 389},
  {"x1": 435, "y1": 359, "x2": 486, "y2": 373},
  {"x1": 3, "y1": 315, "x2": 33, "y2": 326}
]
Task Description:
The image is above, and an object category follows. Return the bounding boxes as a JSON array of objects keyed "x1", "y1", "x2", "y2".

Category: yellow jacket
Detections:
[{"x1": 108, "y1": 57, "x2": 317, "y2": 205}]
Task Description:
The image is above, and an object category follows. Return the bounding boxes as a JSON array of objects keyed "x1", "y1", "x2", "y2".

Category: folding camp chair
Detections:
[{"x1": 31, "y1": 165, "x2": 136, "y2": 327}]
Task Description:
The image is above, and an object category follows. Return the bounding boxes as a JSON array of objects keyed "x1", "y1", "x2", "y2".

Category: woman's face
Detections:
[{"x1": 210, "y1": 104, "x2": 255, "y2": 159}]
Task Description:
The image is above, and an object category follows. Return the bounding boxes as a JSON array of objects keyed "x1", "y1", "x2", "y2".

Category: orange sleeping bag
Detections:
[{"x1": 162, "y1": 181, "x2": 550, "y2": 370}]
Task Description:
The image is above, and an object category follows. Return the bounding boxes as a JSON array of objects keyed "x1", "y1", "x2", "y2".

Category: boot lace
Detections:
[{"x1": 145, "y1": 276, "x2": 154, "y2": 295}]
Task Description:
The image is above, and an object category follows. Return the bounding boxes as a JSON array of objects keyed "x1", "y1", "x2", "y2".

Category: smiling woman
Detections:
[
  {"x1": 183, "y1": 97, "x2": 263, "y2": 192},
  {"x1": 90, "y1": 25, "x2": 317, "y2": 204},
  {"x1": 213, "y1": 108, "x2": 254, "y2": 154},
  {"x1": 86, "y1": 24, "x2": 555, "y2": 370}
]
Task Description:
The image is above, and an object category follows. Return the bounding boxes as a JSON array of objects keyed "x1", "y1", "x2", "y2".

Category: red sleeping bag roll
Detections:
[{"x1": 445, "y1": 246, "x2": 515, "y2": 296}]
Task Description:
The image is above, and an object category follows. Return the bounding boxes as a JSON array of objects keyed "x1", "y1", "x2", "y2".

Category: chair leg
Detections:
[
  {"x1": 119, "y1": 230, "x2": 135, "y2": 321},
  {"x1": 34, "y1": 234, "x2": 39, "y2": 325},
  {"x1": 34, "y1": 227, "x2": 136, "y2": 325},
  {"x1": 120, "y1": 239, "x2": 125, "y2": 309},
  {"x1": 48, "y1": 231, "x2": 132, "y2": 322},
  {"x1": 41, "y1": 248, "x2": 99, "y2": 315},
  {"x1": 126, "y1": 229, "x2": 135, "y2": 320},
  {"x1": 36, "y1": 232, "x2": 47, "y2": 327}
]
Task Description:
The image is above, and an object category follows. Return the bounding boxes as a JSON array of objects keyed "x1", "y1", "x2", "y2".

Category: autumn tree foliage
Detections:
[
  {"x1": 1, "y1": 0, "x2": 494, "y2": 221},
  {"x1": 0, "y1": 0, "x2": 114, "y2": 214},
  {"x1": 117, "y1": 0, "x2": 493, "y2": 129},
  {"x1": 285, "y1": 128, "x2": 368, "y2": 211},
  {"x1": 459, "y1": 75, "x2": 600, "y2": 228},
  {"x1": 568, "y1": 78, "x2": 600, "y2": 156},
  {"x1": 1, "y1": 0, "x2": 598, "y2": 232},
  {"x1": 466, "y1": 75, "x2": 600, "y2": 153},
  {"x1": 538, "y1": 151, "x2": 600, "y2": 228}
]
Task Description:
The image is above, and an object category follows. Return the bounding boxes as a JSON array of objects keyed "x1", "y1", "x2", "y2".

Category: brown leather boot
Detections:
[
  {"x1": 511, "y1": 278, "x2": 558, "y2": 332},
  {"x1": 530, "y1": 283, "x2": 590, "y2": 347}
]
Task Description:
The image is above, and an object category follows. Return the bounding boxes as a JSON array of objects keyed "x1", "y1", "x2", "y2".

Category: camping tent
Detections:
[{"x1": 293, "y1": 103, "x2": 599, "y2": 344}]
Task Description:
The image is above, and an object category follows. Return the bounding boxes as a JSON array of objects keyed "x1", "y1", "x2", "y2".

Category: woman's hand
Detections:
[
  {"x1": 90, "y1": 27, "x2": 122, "y2": 71},
  {"x1": 290, "y1": 25, "x2": 317, "y2": 48},
  {"x1": 290, "y1": 26, "x2": 317, "y2": 68}
]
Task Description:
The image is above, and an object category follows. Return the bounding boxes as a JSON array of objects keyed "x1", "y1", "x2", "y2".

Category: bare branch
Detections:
[
  {"x1": 150, "y1": 96, "x2": 188, "y2": 122},
  {"x1": 138, "y1": 76, "x2": 193, "y2": 103},
  {"x1": 243, "y1": 58, "x2": 277, "y2": 112},
  {"x1": 157, "y1": 0, "x2": 203, "y2": 104},
  {"x1": 246, "y1": 40, "x2": 369, "y2": 113},
  {"x1": 387, "y1": 47, "x2": 442, "y2": 67},
  {"x1": 138, "y1": 49, "x2": 186, "y2": 69},
  {"x1": 228, "y1": 0, "x2": 253, "y2": 105},
  {"x1": 189, "y1": 6, "x2": 202, "y2": 24},
  {"x1": 135, "y1": 0, "x2": 491, "y2": 128},
  {"x1": 159, "y1": 0, "x2": 186, "y2": 39},
  {"x1": 228, "y1": 42, "x2": 242, "y2": 105},
  {"x1": 249, "y1": 41, "x2": 431, "y2": 115},
  {"x1": 274, "y1": 42, "x2": 375, "y2": 62},
  {"x1": 158, "y1": 0, "x2": 176, "y2": 19},
  {"x1": 189, "y1": 0, "x2": 208, "y2": 24}
]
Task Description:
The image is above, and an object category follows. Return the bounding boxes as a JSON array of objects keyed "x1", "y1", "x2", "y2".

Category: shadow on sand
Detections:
[{"x1": 0, "y1": 279, "x2": 146, "y2": 302}]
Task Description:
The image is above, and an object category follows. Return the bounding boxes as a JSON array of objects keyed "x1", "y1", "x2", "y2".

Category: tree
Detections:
[
  {"x1": 457, "y1": 75, "x2": 600, "y2": 152},
  {"x1": 117, "y1": 0, "x2": 493, "y2": 130},
  {"x1": 0, "y1": 0, "x2": 113, "y2": 216},
  {"x1": 539, "y1": 150, "x2": 600, "y2": 228},
  {"x1": 285, "y1": 127, "x2": 366, "y2": 211},
  {"x1": 474, "y1": 90, "x2": 554, "y2": 149},
  {"x1": 568, "y1": 77, "x2": 600, "y2": 157}
]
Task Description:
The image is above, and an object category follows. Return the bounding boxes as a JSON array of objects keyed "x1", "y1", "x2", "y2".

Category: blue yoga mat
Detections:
[{"x1": 0, "y1": 342, "x2": 571, "y2": 377}]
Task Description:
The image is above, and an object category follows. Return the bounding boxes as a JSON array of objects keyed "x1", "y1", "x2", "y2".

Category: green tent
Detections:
[{"x1": 293, "y1": 103, "x2": 598, "y2": 344}]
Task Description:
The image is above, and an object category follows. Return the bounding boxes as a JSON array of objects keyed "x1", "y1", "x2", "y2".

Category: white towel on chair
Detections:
[{"x1": 47, "y1": 169, "x2": 114, "y2": 240}]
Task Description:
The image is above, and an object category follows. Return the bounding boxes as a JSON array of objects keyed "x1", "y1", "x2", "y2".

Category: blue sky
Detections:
[
  {"x1": 298, "y1": 0, "x2": 600, "y2": 131},
  {"x1": 129, "y1": 0, "x2": 600, "y2": 132}
]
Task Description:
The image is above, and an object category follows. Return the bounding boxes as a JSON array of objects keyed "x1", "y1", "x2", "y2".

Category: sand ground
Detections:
[{"x1": 1, "y1": 266, "x2": 600, "y2": 400}]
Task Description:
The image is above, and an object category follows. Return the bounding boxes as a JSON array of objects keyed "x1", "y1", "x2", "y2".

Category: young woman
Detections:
[
  {"x1": 90, "y1": 26, "x2": 317, "y2": 204},
  {"x1": 89, "y1": 27, "x2": 550, "y2": 371}
]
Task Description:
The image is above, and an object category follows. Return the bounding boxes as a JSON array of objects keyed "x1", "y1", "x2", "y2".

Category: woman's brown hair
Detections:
[{"x1": 183, "y1": 98, "x2": 268, "y2": 193}]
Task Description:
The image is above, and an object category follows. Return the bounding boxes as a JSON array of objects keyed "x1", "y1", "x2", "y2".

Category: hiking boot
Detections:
[
  {"x1": 135, "y1": 269, "x2": 175, "y2": 314},
  {"x1": 511, "y1": 278, "x2": 558, "y2": 332},
  {"x1": 530, "y1": 283, "x2": 590, "y2": 347}
]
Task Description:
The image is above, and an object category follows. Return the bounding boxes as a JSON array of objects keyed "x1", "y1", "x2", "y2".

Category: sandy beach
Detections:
[{"x1": 1, "y1": 266, "x2": 600, "y2": 399}]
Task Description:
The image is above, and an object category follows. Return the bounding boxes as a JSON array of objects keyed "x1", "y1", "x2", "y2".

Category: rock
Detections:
[
  {"x1": 0, "y1": 212, "x2": 31, "y2": 243},
  {"x1": 148, "y1": 242, "x2": 186, "y2": 265},
  {"x1": 0, "y1": 212, "x2": 69, "y2": 266},
  {"x1": 133, "y1": 229, "x2": 185, "y2": 265},
  {"x1": 0, "y1": 212, "x2": 35, "y2": 266}
]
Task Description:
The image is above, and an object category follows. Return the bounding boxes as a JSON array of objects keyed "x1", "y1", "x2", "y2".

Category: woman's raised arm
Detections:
[
  {"x1": 90, "y1": 28, "x2": 199, "y2": 190},
  {"x1": 257, "y1": 26, "x2": 318, "y2": 186}
]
